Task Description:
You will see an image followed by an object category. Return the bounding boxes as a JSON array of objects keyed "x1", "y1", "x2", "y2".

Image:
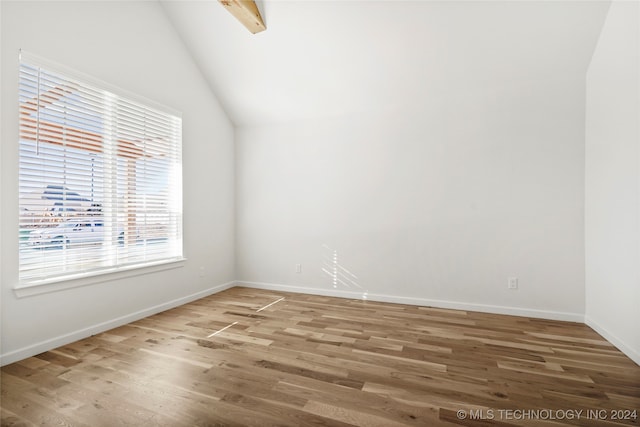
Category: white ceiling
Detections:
[{"x1": 161, "y1": 0, "x2": 610, "y2": 127}]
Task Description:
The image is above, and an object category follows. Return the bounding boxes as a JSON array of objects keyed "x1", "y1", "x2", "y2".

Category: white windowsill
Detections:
[{"x1": 14, "y1": 258, "x2": 187, "y2": 298}]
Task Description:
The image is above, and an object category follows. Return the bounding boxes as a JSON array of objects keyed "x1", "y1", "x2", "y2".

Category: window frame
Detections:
[{"x1": 16, "y1": 51, "x2": 185, "y2": 292}]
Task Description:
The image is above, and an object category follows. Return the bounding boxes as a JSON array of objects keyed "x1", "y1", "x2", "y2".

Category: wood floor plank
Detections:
[{"x1": 2, "y1": 286, "x2": 639, "y2": 426}]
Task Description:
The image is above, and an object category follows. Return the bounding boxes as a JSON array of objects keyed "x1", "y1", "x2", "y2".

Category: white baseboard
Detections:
[
  {"x1": 0, "y1": 281, "x2": 235, "y2": 367},
  {"x1": 585, "y1": 316, "x2": 640, "y2": 366},
  {"x1": 8, "y1": 280, "x2": 637, "y2": 368},
  {"x1": 235, "y1": 281, "x2": 585, "y2": 323}
]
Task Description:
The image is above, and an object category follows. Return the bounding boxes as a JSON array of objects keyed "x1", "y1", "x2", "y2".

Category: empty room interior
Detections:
[{"x1": 1, "y1": 0, "x2": 639, "y2": 426}]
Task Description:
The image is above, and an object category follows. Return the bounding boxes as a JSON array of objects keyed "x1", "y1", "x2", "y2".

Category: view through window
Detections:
[{"x1": 18, "y1": 53, "x2": 183, "y2": 284}]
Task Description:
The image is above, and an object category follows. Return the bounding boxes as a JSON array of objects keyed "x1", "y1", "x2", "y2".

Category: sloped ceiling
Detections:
[{"x1": 161, "y1": 1, "x2": 610, "y2": 127}]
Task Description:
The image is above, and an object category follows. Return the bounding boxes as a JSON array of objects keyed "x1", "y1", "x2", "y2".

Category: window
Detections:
[{"x1": 18, "y1": 52, "x2": 183, "y2": 285}]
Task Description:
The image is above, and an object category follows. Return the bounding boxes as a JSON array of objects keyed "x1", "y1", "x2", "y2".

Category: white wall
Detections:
[
  {"x1": 585, "y1": 1, "x2": 640, "y2": 365},
  {"x1": 236, "y1": 76, "x2": 587, "y2": 321},
  {"x1": 0, "y1": 1, "x2": 235, "y2": 364}
]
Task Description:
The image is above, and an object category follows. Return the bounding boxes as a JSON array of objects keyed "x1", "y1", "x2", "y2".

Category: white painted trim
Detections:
[
  {"x1": 8, "y1": 280, "x2": 638, "y2": 368},
  {"x1": 235, "y1": 281, "x2": 585, "y2": 323},
  {"x1": 0, "y1": 281, "x2": 235, "y2": 366},
  {"x1": 585, "y1": 316, "x2": 640, "y2": 367},
  {"x1": 14, "y1": 258, "x2": 187, "y2": 298}
]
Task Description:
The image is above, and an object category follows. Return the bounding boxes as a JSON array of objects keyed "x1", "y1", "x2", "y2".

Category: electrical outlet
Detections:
[
  {"x1": 295, "y1": 264, "x2": 302, "y2": 274},
  {"x1": 508, "y1": 277, "x2": 518, "y2": 289},
  {"x1": 199, "y1": 266, "x2": 205, "y2": 278}
]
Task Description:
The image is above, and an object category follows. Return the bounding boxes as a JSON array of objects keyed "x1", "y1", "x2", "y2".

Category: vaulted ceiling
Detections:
[{"x1": 161, "y1": 1, "x2": 611, "y2": 127}]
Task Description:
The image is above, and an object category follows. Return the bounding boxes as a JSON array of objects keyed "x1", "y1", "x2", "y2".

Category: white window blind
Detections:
[{"x1": 18, "y1": 52, "x2": 183, "y2": 284}]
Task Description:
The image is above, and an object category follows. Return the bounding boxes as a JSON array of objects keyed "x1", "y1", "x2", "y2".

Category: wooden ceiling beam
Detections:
[{"x1": 218, "y1": 0, "x2": 266, "y2": 34}]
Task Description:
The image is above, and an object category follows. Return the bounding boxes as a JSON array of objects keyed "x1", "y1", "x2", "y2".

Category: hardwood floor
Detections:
[{"x1": 1, "y1": 287, "x2": 639, "y2": 426}]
